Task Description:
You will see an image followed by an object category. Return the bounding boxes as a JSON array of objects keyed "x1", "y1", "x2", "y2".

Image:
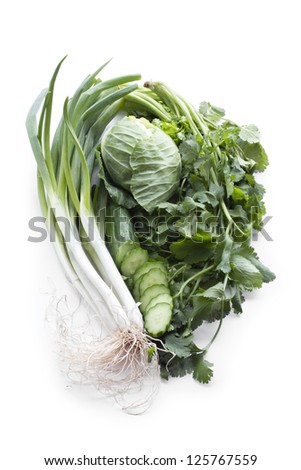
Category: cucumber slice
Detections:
[
  {"x1": 144, "y1": 302, "x2": 172, "y2": 337},
  {"x1": 120, "y1": 247, "x2": 149, "y2": 277},
  {"x1": 133, "y1": 260, "x2": 167, "y2": 285},
  {"x1": 140, "y1": 284, "x2": 170, "y2": 313},
  {"x1": 133, "y1": 265, "x2": 168, "y2": 301},
  {"x1": 138, "y1": 268, "x2": 169, "y2": 297},
  {"x1": 145, "y1": 293, "x2": 173, "y2": 315},
  {"x1": 116, "y1": 241, "x2": 140, "y2": 267}
]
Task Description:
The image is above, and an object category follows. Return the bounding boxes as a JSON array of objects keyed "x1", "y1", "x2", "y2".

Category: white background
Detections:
[{"x1": 1, "y1": 1, "x2": 300, "y2": 469}]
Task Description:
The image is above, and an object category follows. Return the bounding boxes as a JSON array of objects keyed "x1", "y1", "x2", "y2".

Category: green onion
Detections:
[{"x1": 26, "y1": 58, "x2": 158, "y2": 413}]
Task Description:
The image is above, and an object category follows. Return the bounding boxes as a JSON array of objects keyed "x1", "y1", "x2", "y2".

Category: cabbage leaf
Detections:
[{"x1": 101, "y1": 116, "x2": 181, "y2": 212}]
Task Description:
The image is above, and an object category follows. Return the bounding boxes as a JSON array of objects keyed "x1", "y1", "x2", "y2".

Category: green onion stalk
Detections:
[{"x1": 26, "y1": 58, "x2": 159, "y2": 413}]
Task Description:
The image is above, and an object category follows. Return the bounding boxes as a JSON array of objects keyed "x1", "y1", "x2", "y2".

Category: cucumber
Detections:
[
  {"x1": 140, "y1": 284, "x2": 170, "y2": 313},
  {"x1": 145, "y1": 293, "x2": 173, "y2": 315},
  {"x1": 144, "y1": 302, "x2": 172, "y2": 337},
  {"x1": 133, "y1": 260, "x2": 167, "y2": 285},
  {"x1": 120, "y1": 247, "x2": 149, "y2": 277},
  {"x1": 116, "y1": 240, "x2": 140, "y2": 268},
  {"x1": 133, "y1": 264, "x2": 168, "y2": 300},
  {"x1": 133, "y1": 281, "x2": 141, "y2": 301},
  {"x1": 137, "y1": 268, "x2": 169, "y2": 298}
]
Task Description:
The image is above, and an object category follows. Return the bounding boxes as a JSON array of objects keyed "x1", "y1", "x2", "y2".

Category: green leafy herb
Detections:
[
  {"x1": 122, "y1": 81, "x2": 275, "y2": 383},
  {"x1": 239, "y1": 124, "x2": 261, "y2": 144},
  {"x1": 29, "y1": 59, "x2": 275, "y2": 395},
  {"x1": 192, "y1": 357, "x2": 214, "y2": 384}
]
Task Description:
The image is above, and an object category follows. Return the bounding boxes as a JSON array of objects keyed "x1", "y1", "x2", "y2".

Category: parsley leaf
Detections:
[
  {"x1": 167, "y1": 355, "x2": 195, "y2": 378},
  {"x1": 193, "y1": 356, "x2": 214, "y2": 384},
  {"x1": 231, "y1": 288, "x2": 245, "y2": 314},
  {"x1": 239, "y1": 141, "x2": 269, "y2": 172},
  {"x1": 233, "y1": 243, "x2": 276, "y2": 283},
  {"x1": 198, "y1": 282, "x2": 225, "y2": 300},
  {"x1": 191, "y1": 297, "x2": 231, "y2": 329},
  {"x1": 179, "y1": 139, "x2": 200, "y2": 164},
  {"x1": 230, "y1": 254, "x2": 263, "y2": 290},
  {"x1": 164, "y1": 333, "x2": 200, "y2": 358},
  {"x1": 170, "y1": 238, "x2": 214, "y2": 263},
  {"x1": 239, "y1": 124, "x2": 261, "y2": 143},
  {"x1": 215, "y1": 235, "x2": 234, "y2": 274}
]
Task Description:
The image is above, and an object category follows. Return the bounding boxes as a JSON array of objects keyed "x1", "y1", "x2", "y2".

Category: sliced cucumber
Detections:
[
  {"x1": 133, "y1": 260, "x2": 167, "y2": 285},
  {"x1": 120, "y1": 247, "x2": 149, "y2": 277},
  {"x1": 145, "y1": 293, "x2": 173, "y2": 315},
  {"x1": 144, "y1": 302, "x2": 172, "y2": 337},
  {"x1": 116, "y1": 240, "x2": 140, "y2": 268},
  {"x1": 138, "y1": 268, "x2": 169, "y2": 298},
  {"x1": 140, "y1": 284, "x2": 170, "y2": 313}
]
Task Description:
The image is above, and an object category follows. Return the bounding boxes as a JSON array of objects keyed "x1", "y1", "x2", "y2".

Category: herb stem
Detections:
[
  {"x1": 169, "y1": 263, "x2": 187, "y2": 282},
  {"x1": 204, "y1": 300, "x2": 224, "y2": 352},
  {"x1": 209, "y1": 167, "x2": 245, "y2": 236},
  {"x1": 186, "y1": 276, "x2": 202, "y2": 303},
  {"x1": 173, "y1": 265, "x2": 215, "y2": 304},
  {"x1": 204, "y1": 274, "x2": 229, "y2": 352}
]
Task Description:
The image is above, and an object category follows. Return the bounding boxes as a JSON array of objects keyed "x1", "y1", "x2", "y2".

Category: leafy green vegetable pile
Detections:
[
  {"x1": 27, "y1": 59, "x2": 275, "y2": 397},
  {"x1": 98, "y1": 79, "x2": 275, "y2": 383}
]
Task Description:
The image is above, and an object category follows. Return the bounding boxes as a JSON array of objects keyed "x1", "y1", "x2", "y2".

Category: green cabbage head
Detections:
[{"x1": 101, "y1": 116, "x2": 181, "y2": 212}]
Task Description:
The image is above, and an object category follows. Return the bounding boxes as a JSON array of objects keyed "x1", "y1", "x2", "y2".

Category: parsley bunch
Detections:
[{"x1": 124, "y1": 82, "x2": 275, "y2": 383}]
